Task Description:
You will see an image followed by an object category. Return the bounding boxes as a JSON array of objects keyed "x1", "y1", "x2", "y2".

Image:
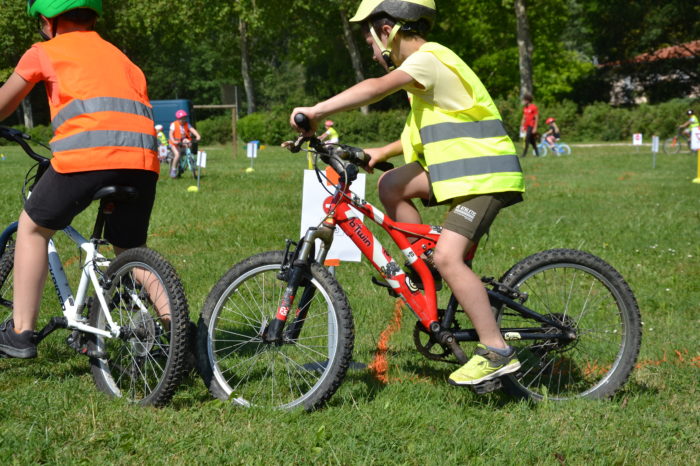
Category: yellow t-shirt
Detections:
[{"x1": 396, "y1": 43, "x2": 474, "y2": 110}]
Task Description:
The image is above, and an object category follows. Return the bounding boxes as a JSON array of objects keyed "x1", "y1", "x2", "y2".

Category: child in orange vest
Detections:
[{"x1": 0, "y1": 1, "x2": 160, "y2": 358}]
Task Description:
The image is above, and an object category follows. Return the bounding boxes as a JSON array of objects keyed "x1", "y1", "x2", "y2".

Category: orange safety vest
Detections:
[
  {"x1": 170, "y1": 121, "x2": 192, "y2": 142},
  {"x1": 37, "y1": 31, "x2": 159, "y2": 174}
]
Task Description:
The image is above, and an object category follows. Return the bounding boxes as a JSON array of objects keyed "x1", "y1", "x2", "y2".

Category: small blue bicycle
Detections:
[{"x1": 538, "y1": 137, "x2": 571, "y2": 157}]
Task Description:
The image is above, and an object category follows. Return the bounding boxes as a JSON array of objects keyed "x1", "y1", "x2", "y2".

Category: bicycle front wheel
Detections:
[
  {"x1": 0, "y1": 233, "x2": 15, "y2": 324},
  {"x1": 663, "y1": 137, "x2": 681, "y2": 154},
  {"x1": 557, "y1": 143, "x2": 571, "y2": 156},
  {"x1": 498, "y1": 249, "x2": 641, "y2": 401},
  {"x1": 88, "y1": 247, "x2": 190, "y2": 407},
  {"x1": 197, "y1": 250, "x2": 354, "y2": 410},
  {"x1": 188, "y1": 155, "x2": 198, "y2": 180}
]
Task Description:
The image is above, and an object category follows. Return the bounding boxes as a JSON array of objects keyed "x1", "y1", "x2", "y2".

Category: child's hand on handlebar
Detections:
[{"x1": 290, "y1": 107, "x2": 320, "y2": 136}]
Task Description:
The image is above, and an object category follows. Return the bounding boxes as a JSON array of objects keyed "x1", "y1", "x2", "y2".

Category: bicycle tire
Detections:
[
  {"x1": 188, "y1": 154, "x2": 198, "y2": 180},
  {"x1": 197, "y1": 250, "x2": 354, "y2": 411},
  {"x1": 662, "y1": 137, "x2": 681, "y2": 154},
  {"x1": 557, "y1": 143, "x2": 571, "y2": 156},
  {"x1": 0, "y1": 236, "x2": 15, "y2": 324},
  {"x1": 497, "y1": 248, "x2": 641, "y2": 401},
  {"x1": 88, "y1": 247, "x2": 190, "y2": 407},
  {"x1": 537, "y1": 144, "x2": 548, "y2": 157}
]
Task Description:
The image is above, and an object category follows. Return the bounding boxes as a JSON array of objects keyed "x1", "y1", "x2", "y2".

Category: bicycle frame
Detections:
[
  {"x1": 277, "y1": 163, "x2": 574, "y2": 346},
  {"x1": 1, "y1": 221, "x2": 123, "y2": 339}
]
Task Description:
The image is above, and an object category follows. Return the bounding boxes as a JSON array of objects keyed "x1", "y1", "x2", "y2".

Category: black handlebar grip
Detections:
[
  {"x1": 294, "y1": 113, "x2": 311, "y2": 132},
  {"x1": 374, "y1": 162, "x2": 394, "y2": 172}
]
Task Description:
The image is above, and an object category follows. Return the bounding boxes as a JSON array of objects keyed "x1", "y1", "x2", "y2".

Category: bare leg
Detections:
[
  {"x1": 13, "y1": 210, "x2": 55, "y2": 332},
  {"x1": 169, "y1": 144, "x2": 180, "y2": 173},
  {"x1": 377, "y1": 162, "x2": 430, "y2": 223},
  {"x1": 433, "y1": 229, "x2": 507, "y2": 350},
  {"x1": 113, "y1": 245, "x2": 171, "y2": 324}
]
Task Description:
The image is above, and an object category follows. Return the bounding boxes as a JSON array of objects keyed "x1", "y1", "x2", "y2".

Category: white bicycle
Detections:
[{"x1": 0, "y1": 126, "x2": 191, "y2": 407}]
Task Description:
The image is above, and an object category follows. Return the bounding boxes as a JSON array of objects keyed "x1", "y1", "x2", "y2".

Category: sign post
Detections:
[
  {"x1": 651, "y1": 135, "x2": 659, "y2": 169},
  {"x1": 632, "y1": 133, "x2": 643, "y2": 152},
  {"x1": 691, "y1": 127, "x2": 700, "y2": 184},
  {"x1": 245, "y1": 140, "x2": 259, "y2": 173}
]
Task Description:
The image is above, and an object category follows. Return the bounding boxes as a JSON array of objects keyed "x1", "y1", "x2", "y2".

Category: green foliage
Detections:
[
  {"x1": 196, "y1": 115, "x2": 232, "y2": 145},
  {"x1": 237, "y1": 111, "x2": 295, "y2": 145}
]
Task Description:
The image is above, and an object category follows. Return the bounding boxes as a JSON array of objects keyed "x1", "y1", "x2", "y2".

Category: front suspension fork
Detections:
[{"x1": 264, "y1": 223, "x2": 335, "y2": 343}]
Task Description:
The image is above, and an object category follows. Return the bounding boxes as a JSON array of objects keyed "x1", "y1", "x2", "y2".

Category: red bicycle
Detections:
[{"x1": 196, "y1": 115, "x2": 641, "y2": 410}]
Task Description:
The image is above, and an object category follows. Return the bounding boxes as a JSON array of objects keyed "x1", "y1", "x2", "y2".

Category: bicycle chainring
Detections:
[{"x1": 413, "y1": 322, "x2": 460, "y2": 364}]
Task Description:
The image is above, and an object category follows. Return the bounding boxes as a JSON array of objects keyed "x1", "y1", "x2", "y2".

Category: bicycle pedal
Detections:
[{"x1": 470, "y1": 377, "x2": 503, "y2": 395}]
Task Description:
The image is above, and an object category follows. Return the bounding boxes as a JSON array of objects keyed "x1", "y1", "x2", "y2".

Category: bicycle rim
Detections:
[
  {"x1": 90, "y1": 249, "x2": 189, "y2": 406},
  {"x1": 205, "y1": 261, "x2": 347, "y2": 409},
  {"x1": 499, "y1": 249, "x2": 641, "y2": 400}
]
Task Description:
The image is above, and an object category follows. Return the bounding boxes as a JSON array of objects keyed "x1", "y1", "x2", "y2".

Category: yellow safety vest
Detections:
[
  {"x1": 400, "y1": 43, "x2": 524, "y2": 203},
  {"x1": 690, "y1": 115, "x2": 699, "y2": 129}
]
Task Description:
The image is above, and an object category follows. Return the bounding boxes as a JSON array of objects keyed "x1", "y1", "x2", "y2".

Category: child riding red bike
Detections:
[{"x1": 290, "y1": 0, "x2": 524, "y2": 387}]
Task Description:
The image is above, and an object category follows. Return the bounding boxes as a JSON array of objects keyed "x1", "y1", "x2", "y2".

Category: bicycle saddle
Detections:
[{"x1": 91, "y1": 185, "x2": 139, "y2": 202}]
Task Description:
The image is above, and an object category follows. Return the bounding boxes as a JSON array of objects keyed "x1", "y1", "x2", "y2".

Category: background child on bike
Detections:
[
  {"x1": 543, "y1": 117, "x2": 561, "y2": 151},
  {"x1": 679, "y1": 109, "x2": 699, "y2": 138},
  {"x1": 319, "y1": 120, "x2": 340, "y2": 143},
  {"x1": 290, "y1": 0, "x2": 524, "y2": 386},
  {"x1": 155, "y1": 124, "x2": 169, "y2": 163},
  {"x1": 0, "y1": 0, "x2": 160, "y2": 358},
  {"x1": 168, "y1": 109, "x2": 201, "y2": 178}
]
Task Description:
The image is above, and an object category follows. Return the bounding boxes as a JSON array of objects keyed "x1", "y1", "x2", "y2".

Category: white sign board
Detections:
[
  {"x1": 197, "y1": 151, "x2": 207, "y2": 168},
  {"x1": 246, "y1": 141, "x2": 259, "y2": 158},
  {"x1": 300, "y1": 169, "x2": 366, "y2": 263},
  {"x1": 651, "y1": 136, "x2": 659, "y2": 153},
  {"x1": 691, "y1": 127, "x2": 700, "y2": 151},
  {"x1": 632, "y1": 133, "x2": 643, "y2": 146}
]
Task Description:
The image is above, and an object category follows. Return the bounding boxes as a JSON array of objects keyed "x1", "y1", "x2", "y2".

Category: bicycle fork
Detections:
[{"x1": 263, "y1": 222, "x2": 335, "y2": 343}]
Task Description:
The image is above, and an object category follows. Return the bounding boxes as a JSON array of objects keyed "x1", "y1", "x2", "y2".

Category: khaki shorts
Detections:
[
  {"x1": 414, "y1": 162, "x2": 523, "y2": 241},
  {"x1": 442, "y1": 192, "x2": 522, "y2": 242}
]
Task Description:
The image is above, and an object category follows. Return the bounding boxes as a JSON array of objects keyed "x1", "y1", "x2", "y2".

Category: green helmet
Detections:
[
  {"x1": 27, "y1": 0, "x2": 102, "y2": 18},
  {"x1": 350, "y1": 0, "x2": 436, "y2": 26}
]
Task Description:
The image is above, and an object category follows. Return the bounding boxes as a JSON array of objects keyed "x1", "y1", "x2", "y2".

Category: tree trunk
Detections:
[
  {"x1": 239, "y1": 18, "x2": 256, "y2": 114},
  {"x1": 514, "y1": 0, "x2": 534, "y2": 98},
  {"x1": 21, "y1": 97, "x2": 34, "y2": 129},
  {"x1": 339, "y1": 8, "x2": 368, "y2": 114}
]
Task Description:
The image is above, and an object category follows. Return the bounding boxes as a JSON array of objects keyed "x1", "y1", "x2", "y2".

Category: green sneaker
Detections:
[{"x1": 448, "y1": 344, "x2": 520, "y2": 386}]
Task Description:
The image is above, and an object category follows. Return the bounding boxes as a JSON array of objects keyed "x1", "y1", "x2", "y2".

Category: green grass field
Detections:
[{"x1": 0, "y1": 140, "x2": 698, "y2": 464}]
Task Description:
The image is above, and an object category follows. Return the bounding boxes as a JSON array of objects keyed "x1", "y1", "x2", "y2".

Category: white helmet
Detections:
[{"x1": 155, "y1": 124, "x2": 163, "y2": 131}]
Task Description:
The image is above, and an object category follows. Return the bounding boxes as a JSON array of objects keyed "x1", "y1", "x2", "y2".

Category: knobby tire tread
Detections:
[{"x1": 89, "y1": 247, "x2": 190, "y2": 407}]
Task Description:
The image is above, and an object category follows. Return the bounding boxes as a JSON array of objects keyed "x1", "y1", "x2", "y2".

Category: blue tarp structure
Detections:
[{"x1": 150, "y1": 99, "x2": 194, "y2": 130}]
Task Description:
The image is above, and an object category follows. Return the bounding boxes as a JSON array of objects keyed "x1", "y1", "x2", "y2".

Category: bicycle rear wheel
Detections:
[
  {"x1": 197, "y1": 250, "x2": 354, "y2": 410},
  {"x1": 88, "y1": 247, "x2": 190, "y2": 407},
  {"x1": 0, "y1": 234, "x2": 15, "y2": 324},
  {"x1": 497, "y1": 248, "x2": 641, "y2": 401},
  {"x1": 663, "y1": 137, "x2": 681, "y2": 154}
]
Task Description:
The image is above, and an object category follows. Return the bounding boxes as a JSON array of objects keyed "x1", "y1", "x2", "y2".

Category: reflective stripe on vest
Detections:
[
  {"x1": 51, "y1": 97, "x2": 154, "y2": 131},
  {"x1": 429, "y1": 155, "x2": 522, "y2": 183},
  {"x1": 401, "y1": 43, "x2": 524, "y2": 202},
  {"x1": 420, "y1": 120, "x2": 508, "y2": 144},
  {"x1": 51, "y1": 130, "x2": 158, "y2": 153}
]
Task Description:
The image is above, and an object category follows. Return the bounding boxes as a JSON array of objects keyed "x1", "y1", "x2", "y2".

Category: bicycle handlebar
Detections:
[
  {"x1": 0, "y1": 125, "x2": 51, "y2": 166},
  {"x1": 288, "y1": 113, "x2": 394, "y2": 174}
]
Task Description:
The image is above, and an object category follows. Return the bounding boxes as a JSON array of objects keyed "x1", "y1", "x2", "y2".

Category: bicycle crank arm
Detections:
[{"x1": 34, "y1": 316, "x2": 68, "y2": 344}]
